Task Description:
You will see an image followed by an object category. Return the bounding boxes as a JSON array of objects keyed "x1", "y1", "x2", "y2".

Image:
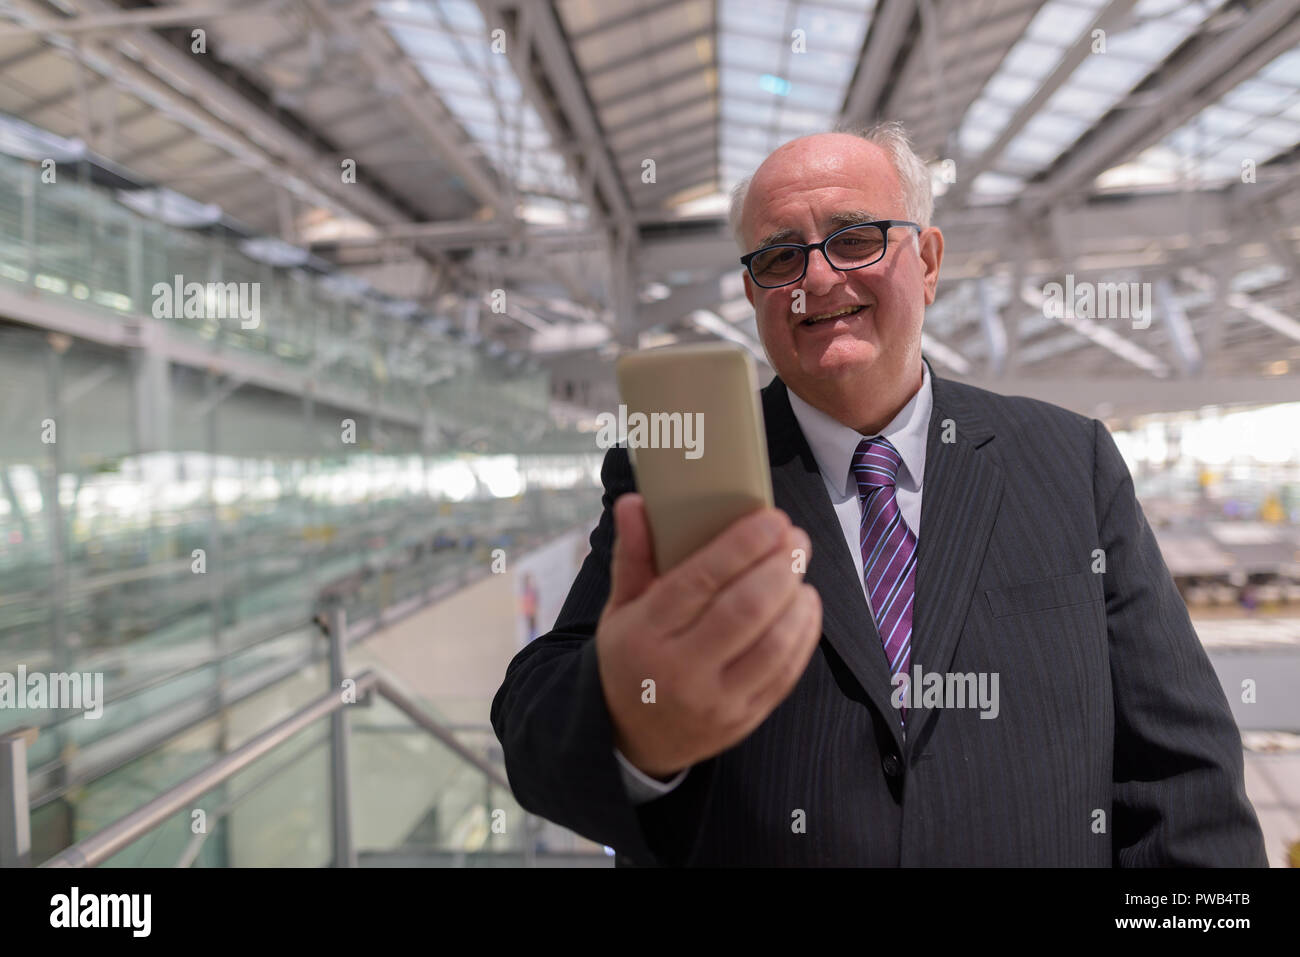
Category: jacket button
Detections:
[{"x1": 882, "y1": 754, "x2": 902, "y2": 778}]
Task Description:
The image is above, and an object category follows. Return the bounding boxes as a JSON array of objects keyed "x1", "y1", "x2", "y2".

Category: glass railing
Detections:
[
  {"x1": 32, "y1": 650, "x2": 581, "y2": 866},
  {"x1": 91, "y1": 714, "x2": 336, "y2": 868},
  {"x1": 4, "y1": 487, "x2": 598, "y2": 788}
]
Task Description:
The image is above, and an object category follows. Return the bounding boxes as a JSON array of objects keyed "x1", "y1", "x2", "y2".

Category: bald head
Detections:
[
  {"x1": 729, "y1": 122, "x2": 934, "y2": 251},
  {"x1": 739, "y1": 134, "x2": 907, "y2": 252}
]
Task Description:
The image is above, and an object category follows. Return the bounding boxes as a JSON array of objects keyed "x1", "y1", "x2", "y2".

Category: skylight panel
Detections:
[
  {"x1": 379, "y1": 0, "x2": 584, "y2": 207},
  {"x1": 1026, "y1": 2, "x2": 1096, "y2": 44},
  {"x1": 969, "y1": 0, "x2": 1222, "y2": 179},
  {"x1": 1097, "y1": 44, "x2": 1300, "y2": 191},
  {"x1": 1258, "y1": 48, "x2": 1300, "y2": 85},
  {"x1": 718, "y1": 0, "x2": 874, "y2": 191},
  {"x1": 1220, "y1": 79, "x2": 1294, "y2": 115},
  {"x1": 719, "y1": 31, "x2": 784, "y2": 69}
]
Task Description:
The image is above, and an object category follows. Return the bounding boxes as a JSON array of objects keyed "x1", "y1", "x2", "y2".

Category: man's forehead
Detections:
[
  {"x1": 742, "y1": 136, "x2": 901, "y2": 245},
  {"x1": 752, "y1": 208, "x2": 882, "y2": 249}
]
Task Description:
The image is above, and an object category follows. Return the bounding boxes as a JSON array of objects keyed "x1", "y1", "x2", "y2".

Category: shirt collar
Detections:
[{"x1": 786, "y1": 360, "x2": 932, "y2": 497}]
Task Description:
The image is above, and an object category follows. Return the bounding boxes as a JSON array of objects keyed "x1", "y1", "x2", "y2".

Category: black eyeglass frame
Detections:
[{"x1": 739, "y1": 220, "x2": 924, "y2": 289}]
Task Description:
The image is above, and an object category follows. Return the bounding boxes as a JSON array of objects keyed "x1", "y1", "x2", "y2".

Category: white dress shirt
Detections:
[{"x1": 616, "y1": 361, "x2": 934, "y2": 803}]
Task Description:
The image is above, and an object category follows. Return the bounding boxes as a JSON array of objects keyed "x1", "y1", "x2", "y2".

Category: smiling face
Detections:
[{"x1": 740, "y1": 133, "x2": 943, "y2": 433}]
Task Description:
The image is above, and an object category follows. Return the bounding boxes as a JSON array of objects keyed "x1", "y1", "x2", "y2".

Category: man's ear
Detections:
[
  {"x1": 743, "y1": 269, "x2": 756, "y2": 307},
  {"x1": 919, "y1": 227, "x2": 944, "y2": 305}
]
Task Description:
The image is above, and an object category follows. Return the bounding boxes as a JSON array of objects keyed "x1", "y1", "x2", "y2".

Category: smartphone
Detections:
[{"x1": 615, "y1": 342, "x2": 773, "y2": 573}]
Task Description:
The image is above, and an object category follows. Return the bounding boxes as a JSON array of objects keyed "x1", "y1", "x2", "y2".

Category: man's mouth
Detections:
[{"x1": 800, "y1": 304, "x2": 868, "y2": 327}]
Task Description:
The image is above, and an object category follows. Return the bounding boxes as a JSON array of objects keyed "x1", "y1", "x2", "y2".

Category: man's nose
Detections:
[{"x1": 800, "y1": 247, "x2": 844, "y2": 297}]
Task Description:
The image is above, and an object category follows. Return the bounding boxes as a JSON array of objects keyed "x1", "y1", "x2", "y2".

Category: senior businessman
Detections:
[{"x1": 491, "y1": 122, "x2": 1267, "y2": 866}]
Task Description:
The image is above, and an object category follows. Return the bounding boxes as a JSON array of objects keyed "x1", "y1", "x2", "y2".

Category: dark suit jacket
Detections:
[{"x1": 491, "y1": 358, "x2": 1267, "y2": 866}]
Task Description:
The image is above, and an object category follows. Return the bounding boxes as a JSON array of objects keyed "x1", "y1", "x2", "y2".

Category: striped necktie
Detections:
[{"x1": 851, "y1": 436, "x2": 916, "y2": 721}]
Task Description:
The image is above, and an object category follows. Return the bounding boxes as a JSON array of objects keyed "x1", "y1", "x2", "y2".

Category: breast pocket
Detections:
[{"x1": 984, "y1": 571, "x2": 1102, "y2": 619}]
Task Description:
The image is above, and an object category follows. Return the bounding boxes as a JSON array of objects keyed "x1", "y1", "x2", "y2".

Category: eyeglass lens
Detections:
[{"x1": 750, "y1": 224, "x2": 887, "y2": 287}]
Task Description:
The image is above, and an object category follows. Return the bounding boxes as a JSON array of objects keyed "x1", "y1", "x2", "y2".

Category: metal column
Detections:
[
  {"x1": 0, "y1": 727, "x2": 37, "y2": 868},
  {"x1": 327, "y1": 606, "x2": 356, "y2": 867}
]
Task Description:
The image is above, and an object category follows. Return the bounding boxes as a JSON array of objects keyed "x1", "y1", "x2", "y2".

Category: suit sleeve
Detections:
[
  {"x1": 1093, "y1": 418, "x2": 1267, "y2": 866},
  {"x1": 490, "y1": 445, "x2": 717, "y2": 865}
]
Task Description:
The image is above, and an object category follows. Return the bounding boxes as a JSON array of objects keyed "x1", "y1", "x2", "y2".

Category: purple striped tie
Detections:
[{"x1": 851, "y1": 436, "x2": 916, "y2": 722}]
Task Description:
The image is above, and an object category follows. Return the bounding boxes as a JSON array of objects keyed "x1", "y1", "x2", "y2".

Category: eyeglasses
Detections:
[{"x1": 740, "y1": 220, "x2": 923, "y2": 289}]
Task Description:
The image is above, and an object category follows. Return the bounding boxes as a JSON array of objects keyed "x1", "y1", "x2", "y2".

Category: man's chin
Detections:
[{"x1": 799, "y1": 340, "x2": 880, "y2": 379}]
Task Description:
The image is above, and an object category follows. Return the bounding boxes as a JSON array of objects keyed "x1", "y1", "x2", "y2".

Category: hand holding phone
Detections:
[{"x1": 595, "y1": 344, "x2": 822, "y2": 781}]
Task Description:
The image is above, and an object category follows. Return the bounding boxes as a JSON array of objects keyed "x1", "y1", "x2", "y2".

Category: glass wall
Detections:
[{"x1": 0, "y1": 150, "x2": 606, "y2": 858}]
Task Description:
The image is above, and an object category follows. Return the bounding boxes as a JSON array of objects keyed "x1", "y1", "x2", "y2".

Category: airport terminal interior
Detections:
[{"x1": 0, "y1": 0, "x2": 1297, "y2": 867}]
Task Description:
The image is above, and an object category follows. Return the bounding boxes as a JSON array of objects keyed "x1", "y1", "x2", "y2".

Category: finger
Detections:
[
  {"x1": 717, "y1": 581, "x2": 819, "y2": 700},
  {"x1": 607, "y1": 493, "x2": 656, "y2": 609},
  {"x1": 733, "y1": 585, "x2": 822, "y2": 712},
  {"x1": 642, "y1": 508, "x2": 794, "y2": 634},
  {"x1": 688, "y1": 526, "x2": 811, "y2": 666}
]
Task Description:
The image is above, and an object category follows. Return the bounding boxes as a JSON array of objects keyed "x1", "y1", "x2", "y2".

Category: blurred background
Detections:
[{"x1": 0, "y1": 0, "x2": 1296, "y2": 868}]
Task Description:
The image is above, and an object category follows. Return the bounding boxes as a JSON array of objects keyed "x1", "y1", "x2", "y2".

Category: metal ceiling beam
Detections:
[
  {"x1": 633, "y1": 180, "x2": 721, "y2": 213},
  {"x1": 14, "y1": 78, "x2": 109, "y2": 118},
  {"x1": 605, "y1": 90, "x2": 717, "y2": 139},
  {"x1": 580, "y1": 23, "x2": 713, "y2": 81},
  {"x1": 842, "y1": 0, "x2": 914, "y2": 122},
  {"x1": 1153, "y1": 277, "x2": 1203, "y2": 376},
  {"x1": 688, "y1": 309, "x2": 768, "y2": 364},
  {"x1": 156, "y1": 156, "x2": 259, "y2": 183},
  {"x1": 301, "y1": 0, "x2": 509, "y2": 218},
  {"x1": 633, "y1": 181, "x2": 1300, "y2": 276},
  {"x1": 618, "y1": 135, "x2": 717, "y2": 176},
  {"x1": 881, "y1": 0, "x2": 1041, "y2": 118},
  {"x1": 597, "y1": 63, "x2": 714, "y2": 113},
  {"x1": 0, "y1": 38, "x2": 50, "y2": 70},
  {"x1": 638, "y1": 227, "x2": 737, "y2": 274},
  {"x1": 308, "y1": 220, "x2": 605, "y2": 251},
  {"x1": 1179, "y1": 268, "x2": 1300, "y2": 345},
  {"x1": 1018, "y1": 282, "x2": 1171, "y2": 377},
  {"x1": 975, "y1": 276, "x2": 1007, "y2": 376},
  {"x1": 0, "y1": 4, "x2": 255, "y2": 37},
  {"x1": 942, "y1": 0, "x2": 1140, "y2": 207},
  {"x1": 636, "y1": 274, "x2": 741, "y2": 330},
  {"x1": 1244, "y1": 158, "x2": 1300, "y2": 208},
  {"x1": 484, "y1": 0, "x2": 634, "y2": 230},
  {"x1": 1026, "y1": 0, "x2": 1300, "y2": 207},
  {"x1": 605, "y1": 86, "x2": 800, "y2": 141},
  {"x1": 612, "y1": 116, "x2": 717, "y2": 157},
  {"x1": 630, "y1": 167, "x2": 720, "y2": 207},
  {"x1": 116, "y1": 128, "x2": 194, "y2": 166},
  {"x1": 919, "y1": 331, "x2": 973, "y2": 375},
  {"x1": 566, "y1": 0, "x2": 693, "y2": 44},
  {"x1": 4, "y1": 0, "x2": 413, "y2": 228}
]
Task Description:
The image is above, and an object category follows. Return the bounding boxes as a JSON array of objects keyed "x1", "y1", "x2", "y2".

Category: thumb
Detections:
[{"x1": 608, "y1": 493, "x2": 657, "y2": 609}]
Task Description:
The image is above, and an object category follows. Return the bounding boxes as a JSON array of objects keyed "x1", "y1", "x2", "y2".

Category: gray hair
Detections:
[{"x1": 727, "y1": 120, "x2": 934, "y2": 249}]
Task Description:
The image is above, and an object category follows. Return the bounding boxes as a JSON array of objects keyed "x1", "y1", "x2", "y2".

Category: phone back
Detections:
[{"x1": 615, "y1": 343, "x2": 773, "y2": 573}]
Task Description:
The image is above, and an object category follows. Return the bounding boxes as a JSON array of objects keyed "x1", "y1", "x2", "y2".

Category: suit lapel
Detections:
[
  {"x1": 905, "y1": 366, "x2": 1004, "y2": 758},
  {"x1": 762, "y1": 378, "x2": 904, "y2": 757},
  {"x1": 760, "y1": 360, "x2": 1004, "y2": 762}
]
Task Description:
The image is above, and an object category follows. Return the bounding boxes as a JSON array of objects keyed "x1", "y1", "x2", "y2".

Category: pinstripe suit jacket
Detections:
[{"x1": 491, "y1": 360, "x2": 1267, "y2": 866}]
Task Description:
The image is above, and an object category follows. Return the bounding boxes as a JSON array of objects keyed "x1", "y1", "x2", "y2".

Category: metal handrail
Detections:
[
  {"x1": 40, "y1": 669, "x2": 511, "y2": 868},
  {"x1": 22, "y1": 521, "x2": 586, "y2": 809},
  {"x1": 12, "y1": 527, "x2": 593, "y2": 868}
]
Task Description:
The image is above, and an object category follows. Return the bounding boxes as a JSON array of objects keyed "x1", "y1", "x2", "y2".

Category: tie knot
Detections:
[{"x1": 851, "y1": 436, "x2": 902, "y2": 492}]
